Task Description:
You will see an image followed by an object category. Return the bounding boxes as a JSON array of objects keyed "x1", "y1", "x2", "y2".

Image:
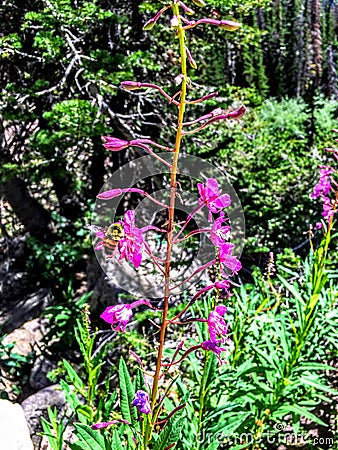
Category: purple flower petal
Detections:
[
  {"x1": 208, "y1": 305, "x2": 228, "y2": 342},
  {"x1": 201, "y1": 339, "x2": 229, "y2": 364},
  {"x1": 132, "y1": 390, "x2": 151, "y2": 415}
]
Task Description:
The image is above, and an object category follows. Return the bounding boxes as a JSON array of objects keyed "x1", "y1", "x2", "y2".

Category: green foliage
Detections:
[
  {"x1": 23, "y1": 0, "x2": 115, "y2": 59},
  {"x1": 40, "y1": 407, "x2": 66, "y2": 450},
  {"x1": 0, "y1": 337, "x2": 34, "y2": 399},
  {"x1": 43, "y1": 286, "x2": 92, "y2": 348},
  {"x1": 26, "y1": 212, "x2": 92, "y2": 285},
  {"x1": 172, "y1": 233, "x2": 338, "y2": 449},
  {"x1": 69, "y1": 424, "x2": 109, "y2": 450},
  {"x1": 153, "y1": 408, "x2": 186, "y2": 450},
  {"x1": 216, "y1": 97, "x2": 333, "y2": 250},
  {"x1": 313, "y1": 95, "x2": 338, "y2": 148},
  {"x1": 42, "y1": 99, "x2": 106, "y2": 135},
  {"x1": 41, "y1": 308, "x2": 118, "y2": 448}
]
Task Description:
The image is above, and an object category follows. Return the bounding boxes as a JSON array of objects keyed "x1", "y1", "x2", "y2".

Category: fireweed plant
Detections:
[{"x1": 89, "y1": 2, "x2": 244, "y2": 449}]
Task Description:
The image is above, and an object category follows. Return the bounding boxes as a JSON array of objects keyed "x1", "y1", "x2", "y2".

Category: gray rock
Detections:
[
  {"x1": 1, "y1": 288, "x2": 53, "y2": 333},
  {"x1": 0, "y1": 399, "x2": 33, "y2": 449},
  {"x1": 29, "y1": 355, "x2": 55, "y2": 391},
  {"x1": 0, "y1": 271, "x2": 31, "y2": 301},
  {"x1": 21, "y1": 384, "x2": 67, "y2": 449}
]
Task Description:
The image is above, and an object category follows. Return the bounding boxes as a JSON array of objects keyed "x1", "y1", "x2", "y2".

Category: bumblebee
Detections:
[
  {"x1": 103, "y1": 222, "x2": 125, "y2": 254},
  {"x1": 88, "y1": 222, "x2": 124, "y2": 258}
]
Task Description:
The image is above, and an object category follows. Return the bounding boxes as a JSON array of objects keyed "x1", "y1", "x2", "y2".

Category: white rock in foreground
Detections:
[{"x1": 0, "y1": 400, "x2": 33, "y2": 450}]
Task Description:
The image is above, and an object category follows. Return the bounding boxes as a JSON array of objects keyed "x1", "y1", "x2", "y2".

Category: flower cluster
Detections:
[
  {"x1": 311, "y1": 165, "x2": 337, "y2": 221},
  {"x1": 197, "y1": 178, "x2": 241, "y2": 278},
  {"x1": 97, "y1": 178, "x2": 237, "y2": 366}
]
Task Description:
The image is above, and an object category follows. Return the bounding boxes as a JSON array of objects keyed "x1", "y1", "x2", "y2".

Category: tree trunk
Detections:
[
  {"x1": 310, "y1": 0, "x2": 323, "y2": 88},
  {"x1": 1, "y1": 176, "x2": 54, "y2": 240}
]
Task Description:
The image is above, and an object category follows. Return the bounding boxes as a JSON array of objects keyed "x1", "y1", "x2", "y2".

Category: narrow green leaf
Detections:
[
  {"x1": 209, "y1": 412, "x2": 251, "y2": 434},
  {"x1": 68, "y1": 443, "x2": 88, "y2": 450},
  {"x1": 276, "y1": 275, "x2": 302, "y2": 301},
  {"x1": 60, "y1": 380, "x2": 83, "y2": 413},
  {"x1": 72, "y1": 423, "x2": 106, "y2": 449},
  {"x1": 205, "y1": 441, "x2": 220, "y2": 450},
  {"x1": 153, "y1": 409, "x2": 185, "y2": 450},
  {"x1": 63, "y1": 359, "x2": 85, "y2": 392},
  {"x1": 112, "y1": 430, "x2": 124, "y2": 450},
  {"x1": 236, "y1": 364, "x2": 274, "y2": 378},
  {"x1": 76, "y1": 405, "x2": 93, "y2": 422},
  {"x1": 119, "y1": 357, "x2": 138, "y2": 426},
  {"x1": 135, "y1": 367, "x2": 146, "y2": 392},
  {"x1": 299, "y1": 376, "x2": 337, "y2": 394},
  {"x1": 293, "y1": 363, "x2": 337, "y2": 372},
  {"x1": 205, "y1": 352, "x2": 217, "y2": 390},
  {"x1": 274, "y1": 405, "x2": 327, "y2": 427}
]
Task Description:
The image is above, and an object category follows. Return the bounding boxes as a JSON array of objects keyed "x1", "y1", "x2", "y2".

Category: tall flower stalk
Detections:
[
  {"x1": 149, "y1": 0, "x2": 188, "y2": 430},
  {"x1": 91, "y1": 2, "x2": 244, "y2": 448}
]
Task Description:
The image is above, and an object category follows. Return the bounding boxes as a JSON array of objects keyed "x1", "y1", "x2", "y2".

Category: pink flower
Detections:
[
  {"x1": 132, "y1": 390, "x2": 151, "y2": 414},
  {"x1": 118, "y1": 210, "x2": 144, "y2": 268},
  {"x1": 214, "y1": 280, "x2": 231, "y2": 297},
  {"x1": 218, "y1": 242, "x2": 242, "y2": 275},
  {"x1": 201, "y1": 339, "x2": 228, "y2": 365},
  {"x1": 197, "y1": 178, "x2": 231, "y2": 220},
  {"x1": 311, "y1": 165, "x2": 337, "y2": 221},
  {"x1": 210, "y1": 212, "x2": 231, "y2": 246},
  {"x1": 93, "y1": 210, "x2": 163, "y2": 268},
  {"x1": 100, "y1": 299, "x2": 152, "y2": 332},
  {"x1": 208, "y1": 305, "x2": 228, "y2": 342}
]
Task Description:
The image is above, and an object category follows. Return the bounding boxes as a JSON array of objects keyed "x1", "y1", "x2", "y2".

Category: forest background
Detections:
[
  {"x1": 1, "y1": 0, "x2": 338, "y2": 278},
  {"x1": 1, "y1": 0, "x2": 338, "y2": 447}
]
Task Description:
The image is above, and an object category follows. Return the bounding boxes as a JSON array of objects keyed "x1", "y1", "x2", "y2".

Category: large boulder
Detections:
[{"x1": 0, "y1": 400, "x2": 33, "y2": 449}]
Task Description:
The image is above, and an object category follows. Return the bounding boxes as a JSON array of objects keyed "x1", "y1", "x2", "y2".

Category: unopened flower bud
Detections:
[
  {"x1": 142, "y1": 5, "x2": 170, "y2": 30},
  {"x1": 103, "y1": 136, "x2": 129, "y2": 151},
  {"x1": 186, "y1": 46, "x2": 197, "y2": 69},
  {"x1": 226, "y1": 104, "x2": 247, "y2": 119},
  {"x1": 97, "y1": 189, "x2": 123, "y2": 199},
  {"x1": 178, "y1": 1, "x2": 195, "y2": 15},
  {"x1": 192, "y1": 0, "x2": 206, "y2": 6},
  {"x1": 121, "y1": 81, "x2": 141, "y2": 91},
  {"x1": 143, "y1": 18, "x2": 156, "y2": 30},
  {"x1": 219, "y1": 20, "x2": 241, "y2": 31}
]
